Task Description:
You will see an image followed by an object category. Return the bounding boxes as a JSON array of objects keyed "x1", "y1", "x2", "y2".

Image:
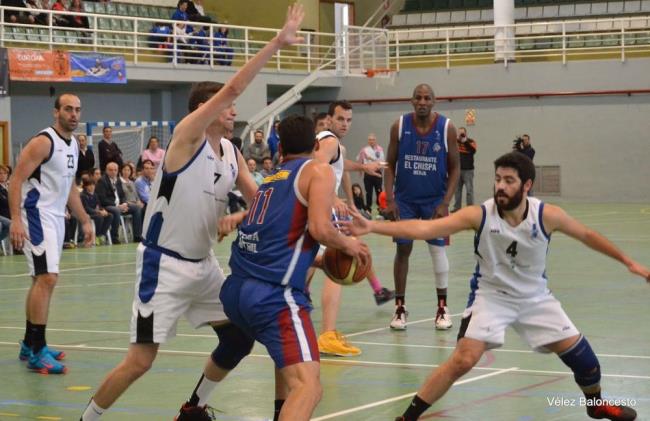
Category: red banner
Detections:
[{"x1": 8, "y1": 49, "x2": 71, "y2": 82}]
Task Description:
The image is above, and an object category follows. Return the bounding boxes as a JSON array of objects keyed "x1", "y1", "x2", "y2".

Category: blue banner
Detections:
[{"x1": 70, "y1": 54, "x2": 127, "y2": 84}]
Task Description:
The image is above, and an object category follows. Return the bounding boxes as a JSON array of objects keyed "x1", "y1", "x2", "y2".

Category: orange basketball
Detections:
[
  {"x1": 322, "y1": 247, "x2": 371, "y2": 286},
  {"x1": 366, "y1": 69, "x2": 376, "y2": 78}
]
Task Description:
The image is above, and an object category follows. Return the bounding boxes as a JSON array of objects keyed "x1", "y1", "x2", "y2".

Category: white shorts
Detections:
[
  {"x1": 21, "y1": 210, "x2": 64, "y2": 276},
  {"x1": 461, "y1": 291, "x2": 579, "y2": 353},
  {"x1": 130, "y1": 243, "x2": 228, "y2": 344}
]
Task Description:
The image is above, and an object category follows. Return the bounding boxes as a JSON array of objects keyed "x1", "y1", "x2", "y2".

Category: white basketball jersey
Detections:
[
  {"x1": 21, "y1": 127, "x2": 78, "y2": 218},
  {"x1": 472, "y1": 197, "x2": 551, "y2": 298},
  {"x1": 316, "y1": 130, "x2": 344, "y2": 193},
  {"x1": 142, "y1": 138, "x2": 239, "y2": 260}
]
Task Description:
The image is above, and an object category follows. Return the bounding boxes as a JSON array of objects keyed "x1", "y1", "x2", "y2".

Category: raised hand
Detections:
[{"x1": 276, "y1": 3, "x2": 305, "y2": 47}]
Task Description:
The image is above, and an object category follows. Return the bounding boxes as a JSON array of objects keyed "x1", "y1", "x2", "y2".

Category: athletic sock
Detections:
[
  {"x1": 188, "y1": 374, "x2": 219, "y2": 407},
  {"x1": 437, "y1": 294, "x2": 447, "y2": 308},
  {"x1": 273, "y1": 399, "x2": 285, "y2": 421},
  {"x1": 395, "y1": 294, "x2": 405, "y2": 307},
  {"x1": 402, "y1": 395, "x2": 431, "y2": 420},
  {"x1": 368, "y1": 275, "x2": 382, "y2": 293},
  {"x1": 30, "y1": 323, "x2": 46, "y2": 353},
  {"x1": 24, "y1": 320, "x2": 33, "y2": 347},
  {"x1": 81, "y1": 398, "x2": 105, "y2": 421}
]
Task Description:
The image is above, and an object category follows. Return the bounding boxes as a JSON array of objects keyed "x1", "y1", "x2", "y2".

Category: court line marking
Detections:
[
  {"x1": 311, "y1": 367, "x2": 519, "y2": 421},
  {"x1": 0, "y1": 281, "x2": 134, "y2": 292},
  {"x1": 1, "y1": 262, "x2": 135, "y2": 278},
  {"x1": 349, "y1": 341, "x2": 650, "y2": 360},
  {"x1": 1, "y1": 341, "x2": 647, "y2": 380},
  {"x1": 345, "y1": 313, "x2": 463, "y2": 338}
]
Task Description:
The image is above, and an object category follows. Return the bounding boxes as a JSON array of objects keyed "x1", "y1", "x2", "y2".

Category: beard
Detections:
[{"x1": 494, "y1": 185, "x2": 525, "y2": 211}]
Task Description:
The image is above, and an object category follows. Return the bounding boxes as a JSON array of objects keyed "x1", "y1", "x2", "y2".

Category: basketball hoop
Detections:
[{"x1": 363, "y1": 68, "x2": 397, "y2": 91}]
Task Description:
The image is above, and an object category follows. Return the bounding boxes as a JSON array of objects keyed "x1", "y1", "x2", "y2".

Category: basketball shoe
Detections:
[
  {"x1": 390, "y1": 305, "x2": 408, "y2": 330},
  {"x1": 435, "y1": 306, "x2": 452, "y2": 330},
  {"x1": 27, "y1": 347, "x2": 67, "y2": 374},
  {"x1": 587, "y1": 402, "x2": 637, "y2": 421},
  {"x1": 19, "y1": 341, "x2": 65, "y2": 361},
  {"x1": 318, "y1": 331, "x2": 361, "y2": 357},
  {"x1": 174, "y1": 402, "x2": 216, "y2": 421}
]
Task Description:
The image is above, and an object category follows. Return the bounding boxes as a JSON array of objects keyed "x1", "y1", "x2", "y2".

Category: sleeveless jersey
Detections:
[
  {"x1": 21, "y1": 127, "x2": 78, "y2": 218},
  {"x1": 316, "y1": 130, "x2": 344, "y2": 193},
  {"x1": 229, "y1": 158, "x2": 319, "y2": 292},
  {"x1": 143, "y1": 138, "x2": 238, "y2": 261},
  {"x1": 469, "y1": 197, "x2": 551, "y2": 301},
  {"x1": 394, "y1": 113, "x2": 449, "y2": 203}
]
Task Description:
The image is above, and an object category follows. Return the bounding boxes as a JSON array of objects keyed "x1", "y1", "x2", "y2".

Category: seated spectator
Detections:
[
  {"x1": 68, "y1": 0, "x2": 89, "y2": 29},
  {"x1": 51, "y1": 0, "x2": 71, "y2": 27},
  {"x1": 76, "y1": 134, "x2": 95, "y2": 183},
  {"x1": 2, "y1": 0, "x2": 29, "y2": 24},
  {"x1": 24, "y1": 0, "x2": 48, "y2": 25},
  {"x1": 260, "y1": 157, "x2": 275, "y2": 178},
  {"x1": 134, "y1": 159, "x2": 155, "y2": 212},
  {"x1": 172, "y1": 0, "x2": 189, "y2": 21},
  {"x1": 352, "y1": 183, "x2": 371, "y2": 219},
  {"x1": 189, "y1": 25, "x2": 210, "y2": 64},
  {"x1": 244, "y1": 130, "x2": 271, "y2": 171},
  {"x1": 173, "y1": 22, "x2": 192, "y2": 63},
  {"x1": 0, "y1": 165, "x2": 10, "y2": 243},
  {"x1": 120, "y1": 164, "x2": 144, "y2": 210},
  {"x1": 149, "y1": 22, "x2": 173, "y2": 50},
  {"x1": 95, "y1": 162, "x2": 143, "y2": 243},
  {"x1": 187, "y1": 0, "x2": 204, "y2": 21},
  {"x1": 247, "y1": 158, "x2": 264, "y2": 186},
  {"x1": 141, "y1": 136, "x2": 165, "y2": 169},
  {"x1": 214, "y1": 26, "x2": 233, "y2": 66},
  {"x1": 80, "y1": 178, "x2": 113, "y2": 245},
  {"x1": 63, "y1": 207, "x2": 77, "y2": 248},
  {"x1": 91, "y1": 167, "x2": 102, "y2": 184}
]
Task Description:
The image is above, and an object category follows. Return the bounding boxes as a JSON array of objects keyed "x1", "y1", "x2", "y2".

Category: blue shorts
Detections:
[
  {"x1": 393, "y1": 196, "x2": 448, "y2": 246},
  {"x1": 220, "y1": 276, "x2": 320, "y2": 369}
]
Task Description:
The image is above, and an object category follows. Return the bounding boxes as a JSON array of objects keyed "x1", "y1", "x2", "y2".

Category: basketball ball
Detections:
[{"x1": 322, "y1": 246, "x2": 371, "y2": 286}]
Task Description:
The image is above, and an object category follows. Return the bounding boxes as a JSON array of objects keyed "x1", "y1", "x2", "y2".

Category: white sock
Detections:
[
  {"x1": 196, "y1": 376, "x2": 219, "y2": 406},
  {"x1": 81, "y1": 399, "x2": 105, "y2": 421}
]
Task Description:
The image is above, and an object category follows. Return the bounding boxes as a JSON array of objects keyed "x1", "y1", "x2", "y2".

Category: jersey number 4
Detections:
[
  {"x1": 247, "y1": 188, "x2": 274, "y2": 225},
  {"x1": 506, "y1": 241, "x2": 518, "y2": 258}
]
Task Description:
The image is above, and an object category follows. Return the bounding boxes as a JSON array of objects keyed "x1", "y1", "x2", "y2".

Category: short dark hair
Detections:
[
  {"x1": 494, "y1": 152, "x2": 535, "y2": 184},
  {"x1": 262, "y1": 157, "x2": 273, "y2": 163},
  {"x1": 141, "y1": 159, "x2": 155, "y2": 168},
  {"x1": 82, "y1": 178, "x2": 96, "y2": 188},
  {"x1": 54, "y1": 93, "x2": 78, "y2": 110},
  {"x1": 314, "y1": 112, "x2": 329, "y2": 124},
  {"x1": 278, "y1": 115, "x2": 315, "y2": 156},
  {"x1": 328, "y1": 101, "x2": 352, "y2": 116},
  {"x1": 412, "y1": 83, "x2": 434, "y2": 98},
  {"x1": 188, "y1": 81, "x2": 224, "y2": 112},
  {"x1": 102, "y1": 126, "x2": 112, "y2": 133},
  {"x1": 254, "y1": 129, "x2": 264, "y2": 136}
]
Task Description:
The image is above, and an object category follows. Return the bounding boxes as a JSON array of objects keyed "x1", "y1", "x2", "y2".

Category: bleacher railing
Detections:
[{"x1": 1, "y1": 5, "x2": 649, "y2": 73}]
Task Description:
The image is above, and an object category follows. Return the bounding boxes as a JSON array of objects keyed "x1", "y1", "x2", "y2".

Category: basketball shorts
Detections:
[
  {"x1": 393, "y1": 196, "x2": 448, "y2": 246},
  {"x1": 21, "y1": 210, "x2": 64, "y2": 276},
  {"x1": 130, "y1": 243, "x2": 227, "y2": 344},
  {"x1": 220, "y1": 276, "x2": 320, "y2": 369},
  {"x1": 458, "y1": 291, "x2": 580, "y2": 353}
]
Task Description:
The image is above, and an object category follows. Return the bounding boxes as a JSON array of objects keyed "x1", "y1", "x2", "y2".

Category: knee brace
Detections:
[
  {"x1": 559, "y1": 335, "x2": 601, "y2": 388},
  {"x1": 428, "y1": 244, "x2": 449, "y2": 289},
  {"x1": 211, "y1": 323, "x2": 254, "y2": 370}
]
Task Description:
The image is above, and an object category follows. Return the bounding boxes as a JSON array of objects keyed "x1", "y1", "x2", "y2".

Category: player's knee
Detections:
[
  {"x1": 396, "y1": 243, "x2": 413, "y2": 259},
  {"x1": 125, "y1": 353, "x2": 154, "y2": 378},
  {"x1": 211, "y1": 323, "x2": 254, "y2": 370},
  {"x1": 450, "y1": 349, "x2": 480, "y2": 376},
  {"x1": 559, "y1": 335, "x2": 601, "y2": 387},
  {"x1": 36, "y1": 273, "x2": 58, "y2": 289}
]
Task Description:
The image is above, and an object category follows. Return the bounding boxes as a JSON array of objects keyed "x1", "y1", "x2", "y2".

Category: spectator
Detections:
[
  {"x1": 76, "y1": 134, "x2": 95, "y2": 183},
  {"x1": 120, "y1": 164, "x2": 143, "y2": 210},
  {"x1": 260, "y1": 157, "x2": 275, "y2": 178},
  {"x1": 172, "y1": 0, "x2": 189, "y2": 21},
  {"x1": 246, "y1": 158, "x2": 264, "y2": 186},
  {"x1": 95, "y1": 162, "x2": 143, "y2": 243},
  {"x1": 352, "y1": 183, "x2": 371, "y2": 219},
  {"x1": 514, "y1": 133, "x2": 535, "y2": 161},
  {"x1": 63, "y1": 207, "x2": 77, "y2": 248},
  {"x1": 24, "y1": 0, "x2": 48, "y2": 25},
  {"x1": 80, "y1": 178, "x2": 113, "y2": 245},
  {"x1": 173, "y1": 22, "x2": 192, "y2": 63},
  {"x1": 356, "y1": 132, "x2": 385, "y2": 212},
  {"x1": 68, "y1": 0, "x2": 89, "y2": 29},
  {"x1": 214, "y1": 26, "x2": 233, "y2": 66},
  {"x1": 452, "y1": 126, "x2": 477, "y2": 212},
  {"x1": 267, "y1": 120, "x2": 280, "y2": 159},
  {"x1": 134, "y1": 159, "x2": 155, "y2": 211},
  {"x1": 187, "y1": 0, "x2": 207, "y2": 22},
  {"x1": 97, "y1": 127, "x2": 123, "y2": 172},
  {"x1": 141, "y1": 136, "x2": 165, "y2": 169},
  {"x1": 2, "y1": 0, "x2": 29, "y2": 24},
  {"x1": 91, "y1": 167, "x2": 102, "y2": 184},
  {"x1": 244, "y1": 130, "x2": 271, "y2": 171},
  {"x1": 51, "y1": 0, "x2": 71, "y2": 27},
  {"x1": 149, "y1": 22, "x2": 172, "y2": 50},
  {"x1": 0, "y1": 165, "x2": 10, "y2": 243}
]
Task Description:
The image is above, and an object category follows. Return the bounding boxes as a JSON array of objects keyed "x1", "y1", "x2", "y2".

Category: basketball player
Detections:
[
  {"x1": 384, "y1": 83, "x2": 460, "y2": 330},
  {"x1": 219, "y1": 114, "x2": 370, "y2": 421},
  {"x1": 9, "y1": 93, "x2": 94, "y2": 375},
  {"x1": 80, "y1": 5, "x2": 305, "y2": 420},
  {"x1": 345, "y1": 152, "x2": 648, "y2": 421},
  {"x1": 313, "y1": 101, "x2": 391, "y2": 357}
]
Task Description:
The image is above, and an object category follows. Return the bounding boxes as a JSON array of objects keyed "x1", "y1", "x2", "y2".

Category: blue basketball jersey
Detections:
[
  {"x1": 394, "y1": 113, "x2": 450, "y2": 203},
  {"x1": 229, "y1": 158, "x2": 319, "y2": 292}
]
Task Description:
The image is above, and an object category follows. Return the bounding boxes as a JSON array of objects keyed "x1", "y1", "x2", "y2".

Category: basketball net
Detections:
[{"x1": 363, "y1": 68, "x2": 397, "y2": 91}]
